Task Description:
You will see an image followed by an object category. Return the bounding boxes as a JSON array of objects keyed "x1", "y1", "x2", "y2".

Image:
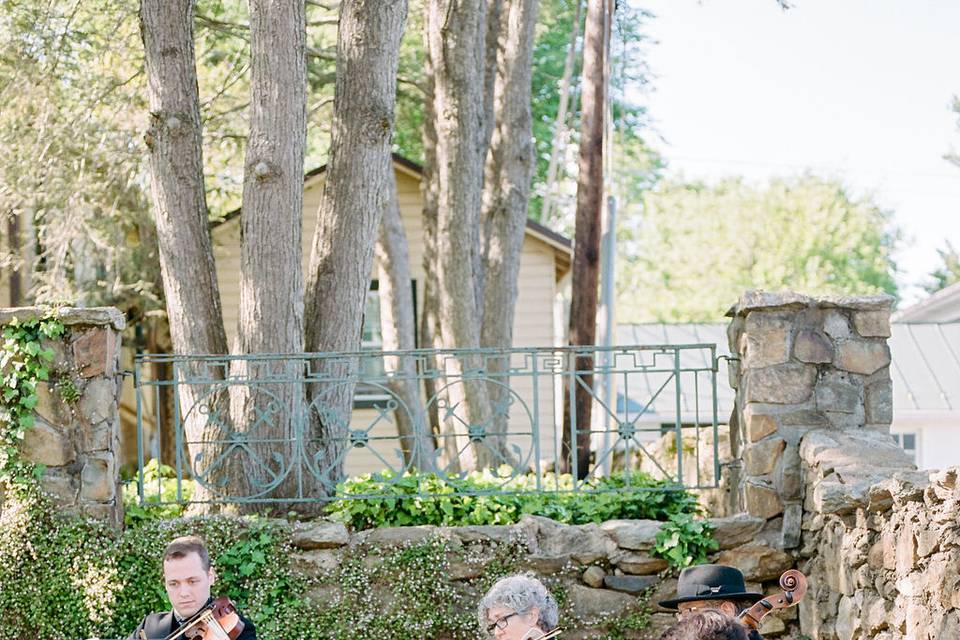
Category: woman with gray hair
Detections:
[{"x1": 478, "y1": 573, "x2": 560, "y2": 639}]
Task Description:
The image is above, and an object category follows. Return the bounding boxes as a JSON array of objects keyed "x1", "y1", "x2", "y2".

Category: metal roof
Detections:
[{"x1": 615, "y1": 322, "x2": 960, "y2": 425}]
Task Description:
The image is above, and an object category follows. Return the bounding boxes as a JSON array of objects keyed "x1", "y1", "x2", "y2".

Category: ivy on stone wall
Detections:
[{"x1": 0, "y1": 311, "x2": 65, "y2": 483}]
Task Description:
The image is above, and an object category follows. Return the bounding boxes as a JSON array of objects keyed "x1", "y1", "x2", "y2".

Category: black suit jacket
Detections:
[{"x1": 126, "y1": 607, "x2": 257, "y2": 640}]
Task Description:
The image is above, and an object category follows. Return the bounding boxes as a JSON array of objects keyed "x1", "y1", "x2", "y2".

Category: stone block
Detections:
[
  {"x1": 834, "y1": 340, "x2": 891, "y2": 376},
  {"x1": 865, "y1": 378, "x2": 893, "y2": 425},
  {"x1": 853, "y1": 310, "x2": 891, "y2": 338},
  {"x1": 360, "y1": 525, "x2": 436, "y2": 548},
  {"x1": 291, "y1": 521, "x2": 350, "y2": 549},
  {"x1": 717, "y1": 543, "x2": 794, "y2": 581},
  {"x1": 814, "y1": 370, "x2": 863, "y2": 414},
  {"x1": 567, "y1": 584, "x2": 636, "y2": 622},
  {"x1": 40, "y1": 468, "x2": 77, "y2": 504},
  {"x1": 793, "y1": 329, "x2": 834, "y2": 363},
  {"x1": 743, "y1": 363, "x2": 817, "y2": 405},
  {"x1": 744, "y1": 437, "x2": 786, "y2": 476},
  {"x1": 524, "y1": 517, "x2": 613, "y2": 564},
  {"x1": 582, "y1": 566, "x2": 605, "y2": 588},
  {"x1": 776, "y1": 444, "x2": 803, "y2": 501},
  {"x1": 743, "y1": 406, "x2": 779, "y2": 443},
  {"x1": 289, "y1": 550, "x2": 342, "y2": 577},
  {"x1": 21, "y1": 419, "x2": 74, "y2": 467},
  {"x1": 731, "y1": 291, "x2": 812, "y2": 316},
  {"x1": 647, "y1": 578, "x2": 679, "y2": 612},
  {"x1": 744, "y1": 479, "x2": 783, "y2": 519},
  {"x1": 603, "y1": 574, "x2": 658, "y2": 594},
  {"x1": 835, "y1": 594, "x2": 862, "y2": 640},
  {"x1": 444, "y1": 524, "x2": 527, "y2": 545},
  {"x1": 83, "y1": 419, "x2": 116, "y2": 453},
  {"x1": 743, "y1": 313, "x2": 792, "y2": 368},
  {"x1": 79, "y1": 378, "x2": 118, "y2": 426},
  {"x1": 708, "y1": 513, "x2": 766, "y2": 550},
  {"x1": 612, "y1": 552, "x2": 668, "y2": 575},
  {"x1": 599, "y1": 519, "x2": 661, "y2": 551},
  {"x1": 35, "y1": 382, "x2": 72, "y2": 428},
  {"x1": 759, "y1": 614, "x2": 786, "y2": 637},
  {"x1": 72, "y1": 328, "x2": 117, "y2": 378},
  {"x1": 823, "y1": 310, "x2": 852, "y2": 339},
  {"x1": 80, "y1": 456, "x2": 115, "y2": 502},
  {"x1": 895, "y1": 524, "x2": 917, "y2": 574},
  {"x1": 780, "y1": 503, "x2": 803, "y2": 549}
]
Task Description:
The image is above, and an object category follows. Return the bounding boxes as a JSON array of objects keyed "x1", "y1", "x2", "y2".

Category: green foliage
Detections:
[
  {"x1": 652, "y1": 512, "x2": 719, "y2": 569},
  {"x1": 0, "y1": 483, "x2": 316, "y2": 640},
  {"x1": 618, "y1": 175, "x2": 901, "y2": 322},
  {"x1": 529, "y1": 0, "x2": 661, "y2": 225},
  {"x1": 0, "y1": 484, "x2": 653, "y2": 640},
  {"x1": 121, "y1": 459, "x2": 193, "y2": 526},
  {"x1": 0, "y1": 313, "x2": 65, "y2": 483},
  {"x1": 327, "y1": 469, "x2": 699, "y2": 530},
  {"x1": 924, "y1": 240, "x2": 960, "y2": 294},
  {"x1": 56, "y1": 374, "x2": 81, "y2": 405}
]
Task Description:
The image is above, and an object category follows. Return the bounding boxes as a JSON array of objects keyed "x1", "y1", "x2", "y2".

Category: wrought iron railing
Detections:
[{"x1": 133, "y1": 344, "x2": 721, "y2": 505}]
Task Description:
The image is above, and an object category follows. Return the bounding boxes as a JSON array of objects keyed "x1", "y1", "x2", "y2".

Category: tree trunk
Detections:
[
  {"x1": 376, "y1": 172, "x2": 436, "y2": 472},
  {"x1": 427, "y1": 0, "x2": 500, "y2": 471},
  {"x1": 541, "y1": 0, "x2": 582, "y2": 226},
  {"x1": 230, "y1": 0, "x2": 307, "y2": 507},
  {"x1": 140, "y1": 0, "x2": 230, "y2": 505},
  {"x1": 561, "y1": 0, "x2": 605, "y2": 479},
  {"x1": 419, "y1": 17, "x2": 443, "y2": 448},
  {"x1": 480, "y1": 0, "x2": 539, "y2": 463},
  {"x1": 304, "y1": 0, "x2": 408, "y2": 493}
]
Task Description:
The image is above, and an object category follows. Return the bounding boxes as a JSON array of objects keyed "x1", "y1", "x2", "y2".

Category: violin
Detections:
[
  {"x1": 737, "y1": 570, "x2": 807, "y2": 631},
  {"x1": 158, "y1": 597, "x2": 245, "y2": 640}
]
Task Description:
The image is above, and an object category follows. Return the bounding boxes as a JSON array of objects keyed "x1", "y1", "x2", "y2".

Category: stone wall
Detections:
[
  {"x1": 2, "y1": 306, "x2": 125, "y2": 525},
  {"x1": 723, "y1": 292, "x2": 960, "y2": 639},
  {"x1": 797, "y1": 433, "x2": 959, "y2": 640},
  {"x1": 726, "y1": 291, "x2": 895, "y2": 550},
  {"x1": 287, "y1": 512, "x2": 780, "y2": 639}
]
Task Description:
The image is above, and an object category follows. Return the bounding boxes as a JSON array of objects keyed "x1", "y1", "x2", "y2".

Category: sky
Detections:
[{"x1": 633, "y1": 0, "x2": 960, "y2": 307}]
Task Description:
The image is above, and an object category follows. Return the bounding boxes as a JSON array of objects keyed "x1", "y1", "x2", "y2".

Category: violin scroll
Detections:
[{"x1": 737, "y1": 570, "x2": 808, "y2": 631}]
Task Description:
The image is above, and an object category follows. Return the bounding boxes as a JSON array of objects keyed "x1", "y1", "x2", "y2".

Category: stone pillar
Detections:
[
  {"x1": 726, "y1": 292, "x2": 893, "y2": 549},
  {"x1": 3, "y1": 307, "x2": 125, "y2": 526}
]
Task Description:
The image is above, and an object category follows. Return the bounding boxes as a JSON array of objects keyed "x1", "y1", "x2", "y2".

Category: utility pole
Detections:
[{"x1": 561, "y1": 0, "x2": 608, "y2": 479}]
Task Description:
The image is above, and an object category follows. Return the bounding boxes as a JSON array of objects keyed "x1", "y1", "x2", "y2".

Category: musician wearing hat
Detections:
[
  {"x1": 659, "y1": 564, "x2": 764, "y2": 639},
  {"x1": 126, "y1": 536, "x2": 257, "y2": 640}
]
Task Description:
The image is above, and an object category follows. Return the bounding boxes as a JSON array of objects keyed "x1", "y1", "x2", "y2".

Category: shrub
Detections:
[{"x1": 327, "y1": 468, "x2": 700, "y2": 530}]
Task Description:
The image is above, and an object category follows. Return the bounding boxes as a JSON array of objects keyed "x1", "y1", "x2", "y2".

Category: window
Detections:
[
  {"x1": 891, "y1": 432, "x2": 918, "y2": 464},
  {"x1": 355, "y1": 280, "x2": 417, "y2": 407}
]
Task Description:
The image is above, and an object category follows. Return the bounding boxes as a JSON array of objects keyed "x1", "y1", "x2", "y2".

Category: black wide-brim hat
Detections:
[{"x1": 659, "y1": 564, "x2": 764, "y2": 609}]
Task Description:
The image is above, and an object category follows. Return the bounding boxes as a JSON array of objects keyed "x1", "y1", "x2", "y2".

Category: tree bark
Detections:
[
  {"x1": 419, "y1": 14, "x2": 443, "y2": 446},
  {"x1": 140, "y1": 0, "x2": 230, "y2": 504},
  {"x1": 480, "y1": 0, "x2": 539, "y2": 461},
  {"x1": 541, "y1": 0, "x2": 582, "y2": 226},
  {"x1": 230, "y1": 0, "x2": 307, "y2": 506},
  {"x1": 427, "y1": 0, "x2": 500, "y2": 471},
  {"x1": 304, "y1": 0, "x2": 408, "y2": 492},
  {"x1": 561, "y1": 0, "x2": 605, "y2": 479},
  {"x1": 376, "y1": 172, "x2": 436, "y2": 472}
]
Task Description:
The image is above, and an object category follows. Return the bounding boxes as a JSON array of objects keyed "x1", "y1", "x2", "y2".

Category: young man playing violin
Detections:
[{"x1": 127, "y1": 535, "x2": 257, "y2": 640}]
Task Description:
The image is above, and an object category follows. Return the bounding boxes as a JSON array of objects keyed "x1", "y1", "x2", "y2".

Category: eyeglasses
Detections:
[{"x1": 486, "y1": 612, "x2": 519, "y2": 633}]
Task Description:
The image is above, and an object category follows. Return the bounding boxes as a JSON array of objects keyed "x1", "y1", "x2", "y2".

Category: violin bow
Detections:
[{"x1": 737, "y1": 569, "x2": 808, "y2": 631}]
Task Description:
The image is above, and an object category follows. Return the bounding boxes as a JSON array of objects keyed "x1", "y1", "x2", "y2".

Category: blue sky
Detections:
[{"x1": 633, "y1": 0, "x2": 960, "y2": 306}]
